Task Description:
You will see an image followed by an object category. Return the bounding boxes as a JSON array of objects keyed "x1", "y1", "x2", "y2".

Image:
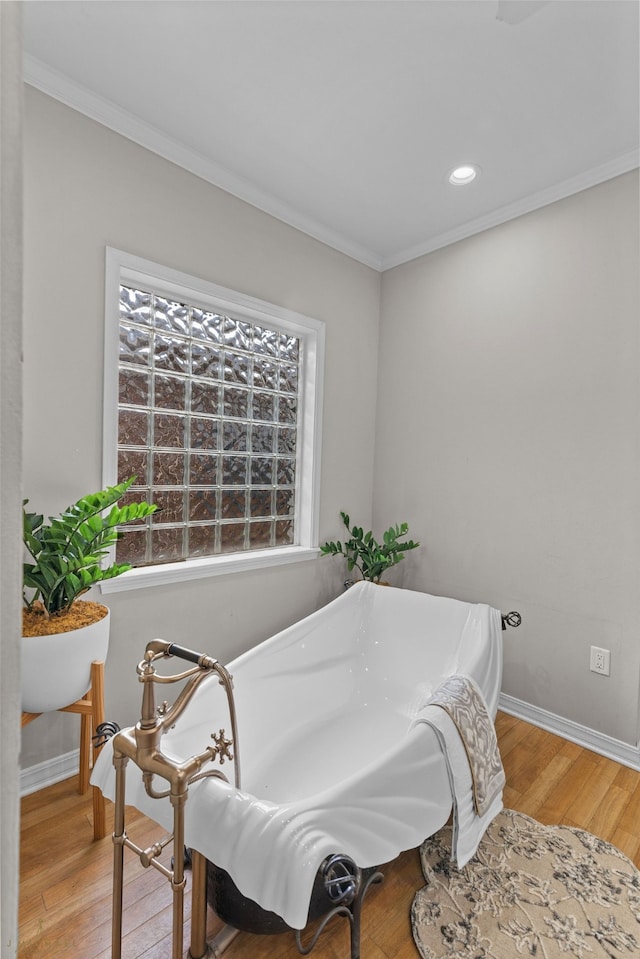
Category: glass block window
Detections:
[
  {"x1": 104, "y1": 249, "x2": 324, "y2": 586},
  {"x1": 116, "y1": 285, "x2": 301, "y2": 565}
]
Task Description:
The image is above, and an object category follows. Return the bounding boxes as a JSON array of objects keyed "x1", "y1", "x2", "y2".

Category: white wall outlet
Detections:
[{"x1": 590, "y1": 645, "x2": 611, "y2": 676}]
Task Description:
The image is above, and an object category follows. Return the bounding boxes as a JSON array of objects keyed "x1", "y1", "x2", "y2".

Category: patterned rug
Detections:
[{"x1": 411, "y1": 809, "x2": 640, "y2": 958}]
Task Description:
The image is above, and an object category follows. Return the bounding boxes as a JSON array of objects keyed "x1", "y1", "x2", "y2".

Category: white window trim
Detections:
[{"x1": 101, "y1": 247, "x2": 324, "y2": 592}]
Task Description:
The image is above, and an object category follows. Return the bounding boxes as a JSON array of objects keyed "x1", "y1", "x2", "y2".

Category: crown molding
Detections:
[
  {"x1": 23, "y1": 55, "x2": 384, "y2": 272},
  {"x1": 382, "y1": 149, "x2": 640, "y2": 271},
  {"x1": 24, "y1": 55, "x2": 638, "y2": 274}
]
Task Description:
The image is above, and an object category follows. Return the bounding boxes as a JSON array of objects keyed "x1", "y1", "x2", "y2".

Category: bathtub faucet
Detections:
[
  {"x1": 133, "y1": 639, "x2": 241, "y2": 791},
  {"x1": 110, "y1": 638, "x2": 241, "y2": 959}
]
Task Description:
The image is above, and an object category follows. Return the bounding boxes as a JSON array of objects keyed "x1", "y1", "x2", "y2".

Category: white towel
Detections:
[{"x1": 412, "y1": 675, "x2": 505, "y2": 867}]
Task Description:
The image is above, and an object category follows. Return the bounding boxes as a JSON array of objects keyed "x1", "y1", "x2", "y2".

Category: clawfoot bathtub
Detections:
[{"x1": 92, "y1": 582, "x2": 503, "y2": 957}]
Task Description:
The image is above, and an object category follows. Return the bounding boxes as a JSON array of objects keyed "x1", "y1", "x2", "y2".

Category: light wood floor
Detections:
[{"x1": 18, "y1": 712, "x2": 640, "y2": 959}]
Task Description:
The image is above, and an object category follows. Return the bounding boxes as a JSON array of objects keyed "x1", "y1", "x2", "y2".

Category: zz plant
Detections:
[
  {"x1": 23, "y1": 477, "x2": 157, "y2": 618},
  {"x1": 320, "y1": 511, "x2": 419, "y2": 583}
]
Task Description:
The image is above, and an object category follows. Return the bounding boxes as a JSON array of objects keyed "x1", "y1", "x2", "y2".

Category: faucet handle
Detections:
[{"x1": 211, "y1": 728, "x2": 234, "y2": 764}]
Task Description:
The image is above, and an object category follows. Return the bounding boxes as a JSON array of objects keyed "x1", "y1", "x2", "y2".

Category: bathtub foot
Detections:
[
  {"x1": 295, "y1": 906, "x2": 352, "y2": 956},
  {"x1": 295, "y1": 865, "x2": 384, "y2": 959},
  {"x1": 347, "y1": 868, "x2": 384, "y2": 959}
]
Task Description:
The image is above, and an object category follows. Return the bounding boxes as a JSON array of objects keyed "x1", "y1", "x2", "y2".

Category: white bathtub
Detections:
[{"x1": 92, "y1": 582, "x2": 503, "y2": 930}]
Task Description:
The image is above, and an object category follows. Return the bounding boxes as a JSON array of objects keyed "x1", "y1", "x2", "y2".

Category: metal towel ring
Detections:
[
  {"x1": 92, "y1": 720, "x2": 121, "y2": 747},
  {"x1": 501, "y1": 611, "x2": 522, "y2": 630}
]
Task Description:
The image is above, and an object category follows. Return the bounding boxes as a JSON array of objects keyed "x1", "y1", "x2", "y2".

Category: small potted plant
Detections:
[
  {"x1": 21, "y1": 477, "x2": 157, "y2": 713},
  {"x1": 320, "y1": 511, "x2": 419, "y2": 584}
]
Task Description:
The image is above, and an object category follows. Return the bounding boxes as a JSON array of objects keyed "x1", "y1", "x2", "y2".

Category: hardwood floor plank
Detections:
[
  {"x1": 494, "y1": 711, "x2": 518, "y2": 735},
  {"x1": 563, "y1": 755, "x2": 620, "y2": 826},
  {"x1": 613, "y1": 763, "x2": 640, "y2": 793},
  {"x1": 586, "y1": 783, "x2": 632, "y2": 841},
  {"x1": 18, "y1": 712, "x2": 640, "y2": 959},
  {"x1": 610, "y1": 826, "x2": 640, "y2": 868},
  {"x1": 500, "y1": 726, "x2": 566, "y2": 795},
  {"x1": 21, "y1": 868, "x2": 160, "y2": 958},
  {"x1": 534, "y1": 750, "x2": 600, "y2": 825},
  {"x1": 492, "y1": 713, "x2": 531, "y2": 759},
  {"x1": 502, "y1": 783, "x2": 522, "y2": 809},
  {"x1": 41, "y1": 820, "x2": 165, "y2": 911},
  {"x1": 507, "y1": 751, "x2": 576, "y2": 821},
  {"x1": 615, "y1": 778, "x2": 640, "y2": 836}
]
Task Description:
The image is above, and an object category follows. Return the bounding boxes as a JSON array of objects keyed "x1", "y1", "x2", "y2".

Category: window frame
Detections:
[{"x1": 101, "y1": 247, "x2": 324, "y2": 592}]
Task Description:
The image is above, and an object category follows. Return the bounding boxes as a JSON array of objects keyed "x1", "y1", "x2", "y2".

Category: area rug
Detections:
[{"x1": 411, "y1": 809, "x2": 640, "y2": 958}]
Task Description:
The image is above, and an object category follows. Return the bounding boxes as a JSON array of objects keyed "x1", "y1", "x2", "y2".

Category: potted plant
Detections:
[
  {"x1": 21, "y1": 477, "x2": 157, "y2": 713},
  {"x1": 320, "y1": 511, "x2": 419, "y2": 584}
]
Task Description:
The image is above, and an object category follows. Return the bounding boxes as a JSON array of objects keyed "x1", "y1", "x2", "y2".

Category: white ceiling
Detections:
[{"x1": 22, "y1": 0, "x2": 640, "y2": 271}]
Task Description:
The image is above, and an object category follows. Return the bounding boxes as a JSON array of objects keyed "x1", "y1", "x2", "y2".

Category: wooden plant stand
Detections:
[{"x1": 21, "y1": 660, "x2": 107, "y2": 839}]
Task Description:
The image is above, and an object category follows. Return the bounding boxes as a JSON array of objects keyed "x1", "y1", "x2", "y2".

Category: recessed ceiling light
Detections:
[{"x1": 448, "y1": 164, "x2": 480, "y2": 185}]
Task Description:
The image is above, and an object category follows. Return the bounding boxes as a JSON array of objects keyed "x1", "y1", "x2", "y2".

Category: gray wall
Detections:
[
  {"x1": 21, "y1": 87, "x2": 381, "y2": 767},
  {"x1": 376, "y1": 171, "x2": 640, "y2": 745}
]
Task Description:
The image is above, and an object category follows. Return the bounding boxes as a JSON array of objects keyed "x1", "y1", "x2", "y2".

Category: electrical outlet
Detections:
[{"x1": 590, "y1": 645, "x2": 611, "y2": 676}]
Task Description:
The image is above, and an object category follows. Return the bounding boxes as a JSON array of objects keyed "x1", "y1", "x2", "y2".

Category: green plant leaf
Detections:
[
  {"x1": 22, "y1": 478, "x2": 157, "y2": 616},
  {"x1": 319, "y1": 511, "x2": 420, "y2": 582}
]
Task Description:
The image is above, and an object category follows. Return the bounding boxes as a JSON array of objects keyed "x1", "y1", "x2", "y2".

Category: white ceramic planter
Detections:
[{"x1": 21, "y1": 608, "x2": 110, "y2": 713}]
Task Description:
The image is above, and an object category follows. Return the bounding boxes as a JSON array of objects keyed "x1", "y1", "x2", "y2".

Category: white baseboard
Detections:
[
  {"x1": 20, "y1": 748, "x2": 80, "y2": 797},
  {"x1": 499, "y1": 693, "x2": 640, "y2": 772}
]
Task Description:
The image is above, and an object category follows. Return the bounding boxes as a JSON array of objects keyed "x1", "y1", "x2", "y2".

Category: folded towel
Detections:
[
  {"x1": 412, "y1": 674, "x2": 505, "y2": 867},
  {"x1": 427, "y1": 674, "x2": 505, "y2": 816}
]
